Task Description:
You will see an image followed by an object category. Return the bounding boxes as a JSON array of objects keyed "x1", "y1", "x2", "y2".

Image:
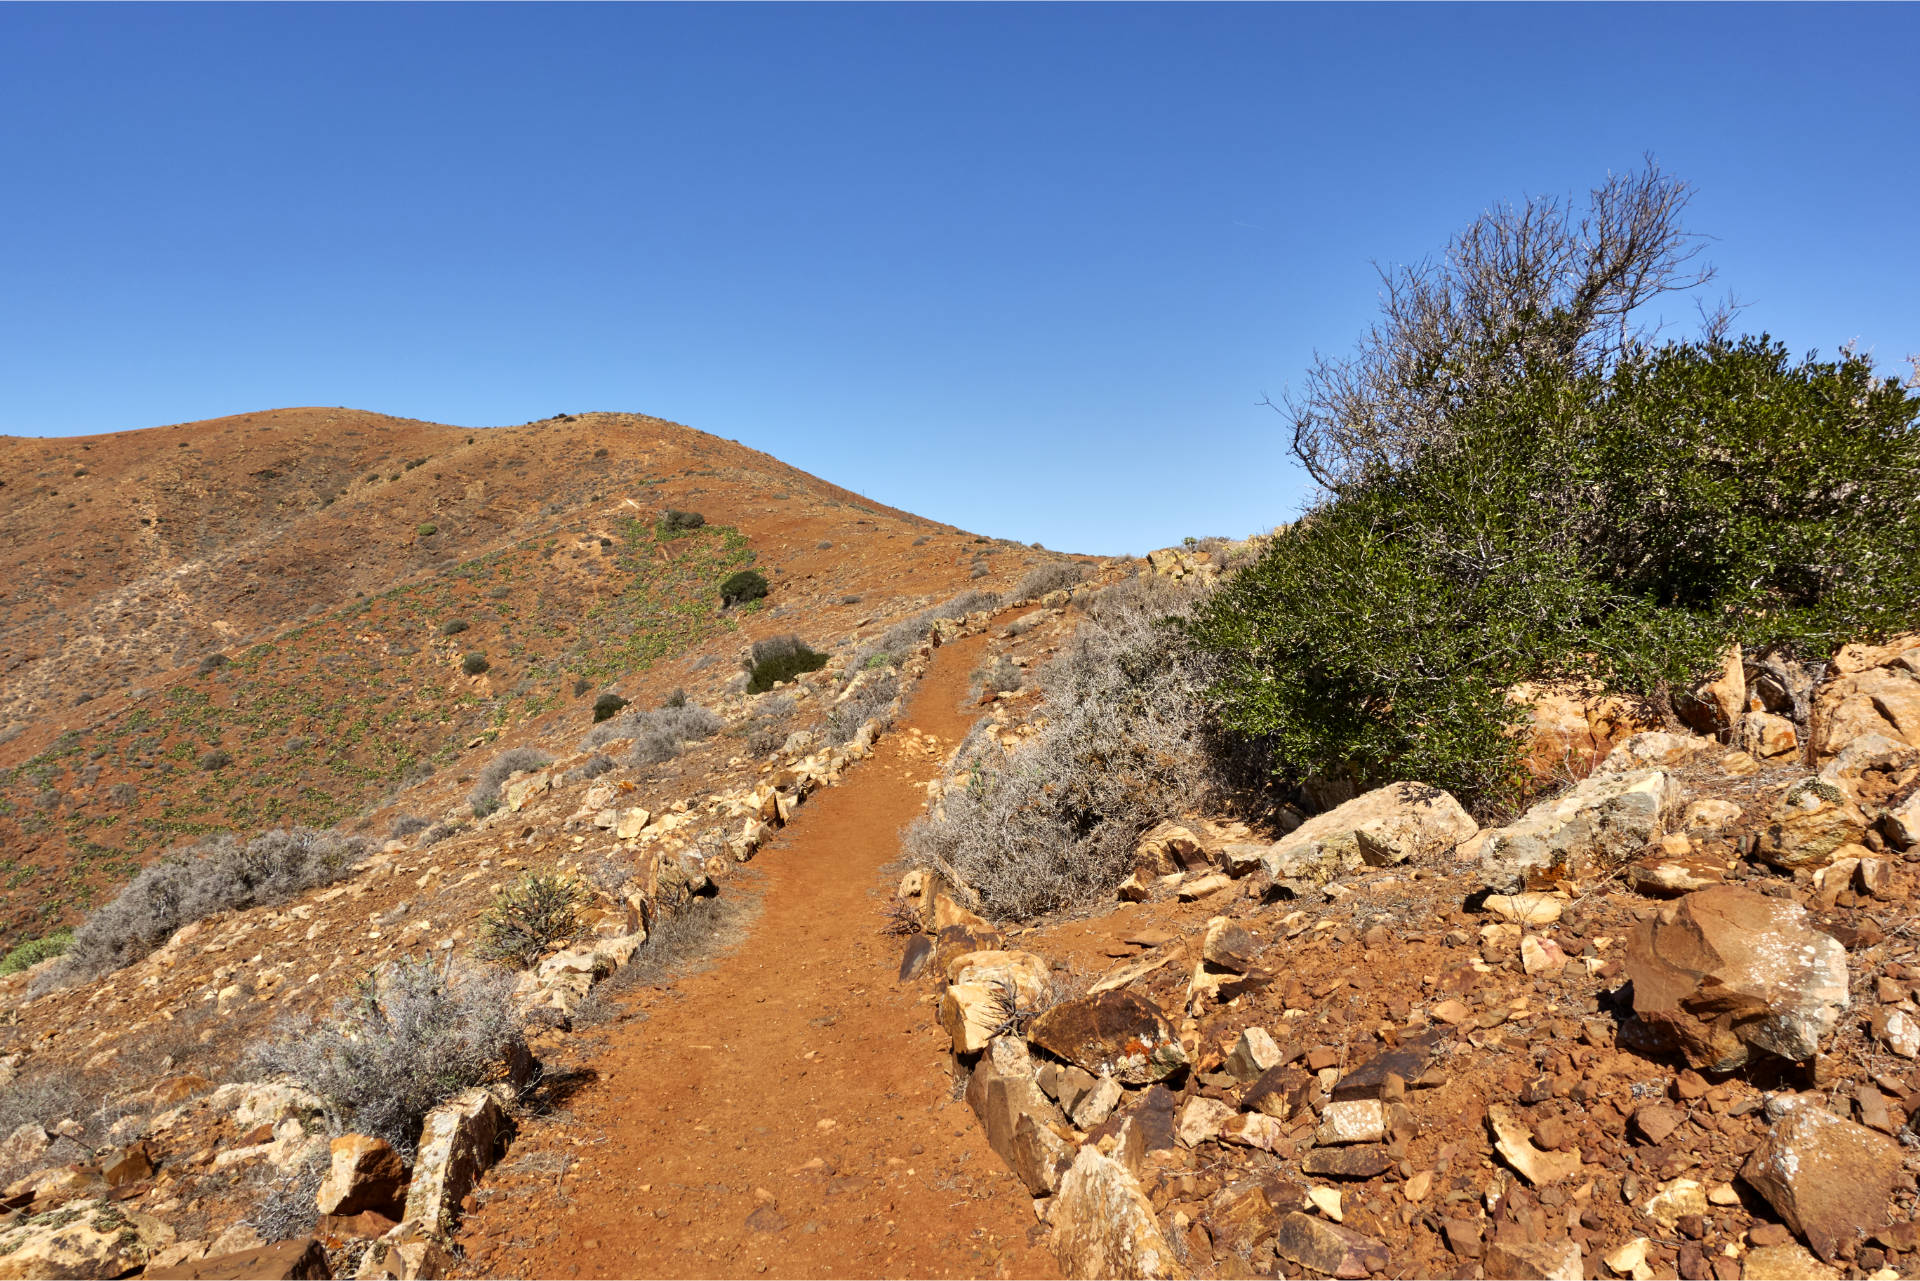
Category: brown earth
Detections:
[
  {"x1": 0, "y1": 407, "x2": 1060, "y2": 944},
  {"x1": 456, "y1": 625, "x2": 1057, "y2": 1280}
]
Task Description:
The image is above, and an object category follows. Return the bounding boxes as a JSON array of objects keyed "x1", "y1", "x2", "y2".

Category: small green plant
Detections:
[
  {"x1": 0, "y1": 930, "x2": 72, "y2": 975},
  {"x1": 475, "y1": 869, "x2": 587, "y2": 968},
  {"x1": 461, "y1": 652, "x2": 490, "y2": 676},
  {"x1": 720, "y1": 570, "x2": 769, "y2": 608},
  {"x1": 416, "y1": 523, "x2": 438, "y2": 537},
  {"x1": 592, "y1": 693, "x2": 629, "y2": 723},
  {"x1": 747, "y1": 635, "x2": 828, "y2": 694}
]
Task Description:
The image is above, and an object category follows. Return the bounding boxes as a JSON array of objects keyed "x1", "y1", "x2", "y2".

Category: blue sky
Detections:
[{"x1": 2, "y1": 4, "x2": 1914, "y2": 555}]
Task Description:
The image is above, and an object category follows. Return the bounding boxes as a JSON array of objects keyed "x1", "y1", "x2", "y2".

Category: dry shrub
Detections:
[
  {"x1": 468, "y1": 746, "x2": 553, "y2": 814},
  {"x1": 475, "y1": 869, "x2": 587, "y2": 969}
]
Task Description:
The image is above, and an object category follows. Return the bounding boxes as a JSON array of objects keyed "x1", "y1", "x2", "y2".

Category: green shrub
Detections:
[
  {"x1": 475, "y1": 869, "x2": 587, "y2": 968},
  {"x1": 720, "y1": 570, "x2": 769, "y2": 608},
  {"x1": 1190, "y1": 339, "x2": 1920, "y2": 811},
  {"x1": 200, "y1": 749, "x2": 233, "y2": 771},
  {"x1": 461, "y1": 652, "x2": 490, "y2": 676},
  {"x1": 661, "y1": 509, "x2": 706, "y2": 532},
  {"x1": 0, "y1": 931, "x2": 71, "y2": 975},
  {"x1": 416, "y1": 523, "x2": 438, "y2": 537},
  {"x1": 747, "y1": 635, "x2": 828, "y2": 693},
  {"x1": 439, "y1": 619, "x2": 468, "y2": 636},
  {"x1": 592, "y1": 693, "x2": 629, "y2": 723}
]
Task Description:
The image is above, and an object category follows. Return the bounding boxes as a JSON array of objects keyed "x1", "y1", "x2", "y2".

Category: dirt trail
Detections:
[{"x1": 459, "y1": 629, "x2": 1058, "y2": 1280}]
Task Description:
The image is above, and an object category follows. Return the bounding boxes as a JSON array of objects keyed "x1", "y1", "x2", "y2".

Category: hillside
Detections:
[{"x1": 0, "y1": 408, "x2": 1038, "y2": 943}]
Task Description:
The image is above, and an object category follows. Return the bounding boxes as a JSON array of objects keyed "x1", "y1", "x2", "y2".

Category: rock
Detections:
[
  {"x1": 1741, "y1": 1100, "x2": 1901, "y2": 1262},
  {"x1": 229, "y1": 1080, "x2": 327, "y2": 1132},
  {"x1": 1070, "y1": 1076, "x2": 1123, "y2": 1129},
  {"x1": 1216, "y1": 842, "x2": 1268, "y2": 877},
  {"x1": 352, "y1": 1237, "x2": 452, "y2": 1280},
  {"x1": 1873, "y1": 1008, "x2": 1920, "y2": 1058},
  {"x1": 965, "y1": 1060, "x2": 1071, "y2": 1196},
  {"x1": 1595, "y1": 731, "x2": 1715, "y2": 775},
  {"x1": 1812, "y1": 654, "x2": 1920, "y2": 760},
  {"x1": 0, "y1": 1124, "x2": 48, "y2": 1171},
  {"x1": 401, "y1": 1088, "x2": 503, "y2": 1237},
  {"x1": 1676, "y1": 642, "x2": 1746, "y2": 738},
  {"x1": 1026, "y1": 991, "x2": 1188, "y2": 1085},
  {"x1": 1521, "y1": 935, "x2": 1568, "y2": 975},
  {"x1": 1627, "y1": 852, "x2": 1728, "y2": 897},
  {"x1": 1488, "y1": 1105, "x2": 1581, "y2": 1185},
  {"x1": 1885, "y1": 789, "x2": 1920, "y2": 849},
  {"x1": 1741, "y1": 1242, "x2": 1839, "y2": 1280},
  {"x1": 1135, "y1": 822, "x2": 1209, "y2": 874},
  {"x1": 1631, "y1": 1104, "x2": 1683, "y2": 1145},
  {"x1": 1307, "y1": 1185, "x2": 1344, "y2": 1220},
  {"x1": 614, "y1": 807, "x2": 651, "y2": 839},
  {"x1": 1603, "y1": 1237, "x2": 1652, "y2": 1278},
  {"x1": 1175, "y1": 873, "x2": 1231, "y2": 900},
  {"x1": 1242, "y1": 1065, "x2": 1316, "y2": 1122},
  {"x1": 1483, "y1": 892, "x2": 1563, "y2": 925},
  {"x1": 1682, "y1": 798, "x2": 1744, "y2": 831},
  {"x1": 945, "y1": 950, "x2": 1051, "y2": 1005},
  {"x1": 316, "y1": 1135, "x2": 405, "y2": 1217},
  {"x1": 1201, "y1": 1180, "x2": 1273, "y2": 1254},
  {"x1": 101, "y1": 1142, "x2": 154, "y2": 1187},
  {"x1": 1176, "y1": 1097, "x2": 1233, "y2": 1146},
  {"x1": 1200, "y1": 919, "x2": 1256, "y2": 973},
  {"x1": 1116, "y1": 869, "x2": 1153, "y2": 901},
  {"x1": 315, "y1": 1212, "x2": 400, "y2": 1242},
  {"x1": 1223, "y1": 1027, "x2": 1283, "y2": 1081},
  {"x1": 1314, "y1": 1099, "x2": 1387, "y2": 1145},
  {"x1": 1479, "y1": 769, "x2": 1682, "y2": 892},
  {"x1": 1642, "y1": 1177, "x2": 1709, "y2": 1229},
  {"x1": 146, "y1": 1237, "x2": 332, "y2": 1280},
  {"x1": 939, "y1": 984, "x2": 1010, "y2": 1055},
  {"x1": 0, "y1": 1200, "x2": 174, "y2": 1279},
  {"x1": 1744, "y1": 712, "x2": 1800, "y2": 759},
  {"x1": 1485, "y1": 1239, "x2": 1583, "y2": 1281},
  {"x1": 1048, "y1": 1146, "x2": 1186, "y2": 1280},
  {"x1": 1272, "y1": 1212, "x2": 1389, "y2": 1280},
  {"x1": 1300, "y1": 1147, "x2": 1393, "y2": 1179},
  {"x1": 1260, "y1": 782, "x2": 1476, "y2": 881},
  {"x1": 1517, "y1": 682, "x2": 1660, "y2": 778},
  {"x1": 1627, "y1": 885, "x2": 1849, "y2": 1070},
  {"x1": 987, "y1": 1035, "x2": 1034, "y2": 1079},
  {"x1": 897, "y1": 934, "x2": 933, "y2": 981},
  {"x1": 503, "y1": 770, "x2": 551, "y2": 813},
  {"x1": 1216, "y1": 1112, "x2": 1286, "y2": 1152}
]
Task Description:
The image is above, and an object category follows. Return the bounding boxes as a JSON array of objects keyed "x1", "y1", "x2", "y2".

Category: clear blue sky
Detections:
[{"x1": 2, "y1": 4, "x2": 1914, "y2": 555}]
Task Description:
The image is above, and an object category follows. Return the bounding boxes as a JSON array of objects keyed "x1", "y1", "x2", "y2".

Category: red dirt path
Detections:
[{"x1": 457, "y1": 629, "x2": 1059, "y2": 1280}]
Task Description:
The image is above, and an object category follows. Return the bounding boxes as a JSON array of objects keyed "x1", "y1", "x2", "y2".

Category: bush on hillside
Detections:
[
  {"x1": 905, "y1": 576, "x2": 1225, "y2": 918},
  {"x1": 37, "y1": 827, "x2": 368, "y2": 991},
  {"x1": 475, "y1": 868, "x2": 587, "y2": 968},
  {"x1": 0, "y1": 930, "x2": 71, "y2": 976},
  {"x1": 661, "y1": 509, "x2": 706, "y2": 532},
  {"x1": 585, "y1": 701, "x2": 726, "y2": 765},
  {"x1": 248, "y1": 955, "x2": 521, "y2": 1155},
  {"x1": 747, "y1": 635, "x2": 828, "y2": 693},
  {"x1": 389, "y1": 814, "x2": 432, "y2": 840},
  {"x1": 827, "y1": 670, "x2": 901, "y2": 744},
  {"x1": 1014, "y1": 562, "x2": 1086, "y2": 600},
  {"x1": 1190, "y1": 340, "x2": 1920, "y2": 812},
  {"x1": 850, "y1": 590, "x2": 1004, "y2": 672},
  {"x1": 591, "y1": 692, "x2": 630, "y2": 723},
  {"x1": 720, "y1": 570, "x2": 769, "y2": 608},
  {"x1": 468, "y1": 746, "x2": 553, "y2": 816},
  {"x1": 462, "y1": 652, "x2": 490, "y2": 676}
]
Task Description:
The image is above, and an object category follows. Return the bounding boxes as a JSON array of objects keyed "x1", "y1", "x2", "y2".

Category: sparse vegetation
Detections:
[
  {"x1": 416, "y1": 523, "x2": 438, "y2": 537},
  {"x1": 37, "y1": 827, "x2": 369, "y2": 990},
  {"x1": 587, "y1": 701, "x2": 727, "y2": 766},
  {"x1": 389, "y1": 814, "x2": 432, "y2": 840},
  {"x1": 248, "y1": 955, "x2": 522, "y2": 1155},
  {"x1": 467, "y1": 746, "x2": 553, "y2": 814},
  {"x1": 475, "y1": 868, "x2": 588, "y2": 968},
  {"x1": 199, "y1": 749, "x2": 232, "y2": 771},
  {"x1": 461, "y1": 651, "x2": 490, "y2": 676},
  {"x1": 906, "y1": 576, "x2": 1223, "y2": 918},
  {"x1": 747, "y1": 635, "x2": 828, "y2": 693},
  {"x1": 195, "y1": 653, "x2": 228, "y2": 676},
  {"x1": 660, "y1": 509, "x2": 706, "y2": 532},
  {"x1": 439, "y1": 619, "x2": 469, "y2": 636},
  {"x1": 1014, "y1": 562, "x2": 1086, "y2": 600},
  {"x1": 0, "y1": 929, "x2": 71, "y2": 975},
  {"x1": 591, "y1": 692, "x2": 629, "y2": 723},
  {"x1": 720, "y1": 569, "x2": 769, "y2": 608},
  {"x1": 850, "y1": 590, "x2": 1003, "y2": 672},
  {"x1": 827, "y1": 670, "x2": 900, "y2": 744}
]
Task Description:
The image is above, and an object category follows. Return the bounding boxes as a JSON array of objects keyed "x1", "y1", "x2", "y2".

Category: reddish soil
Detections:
[{"x1": 456, "y1": 628, "x2": 1058, "y2": 1280}]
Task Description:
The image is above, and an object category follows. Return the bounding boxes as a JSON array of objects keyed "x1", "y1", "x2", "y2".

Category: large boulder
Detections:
[
  {"x1": 147, "y1": 1238, "x2": 332, "y2": 1280},
  {"x1": 0, "y1": 1199, "x2": 174, "y2": 1279},
  {"x1": 315, "y1": 1135, "x2": 405, "y2": 1218},
  {"x1": 1511, "y1": 680, "x2": 1658, "y2": 780},
  {"x1": 1478, "y1": 769, "x2": 1682, "y2": 891},
  {"x1": 401, "y1": 1089, "x2": 503, "y2": 1237},
  {"x1": 1812, "y1": 638, "x2": 1920, "y2": 760},
  {"x1": 1741, "y1": 1100, "x2": 1902, "y2": 1263},
  {"x1": 1593, "y1": 731, "x2": 1714, "y2": 775},
  {"x1": 1026, "y1": 991, "x2": 1188, "y2": 1085},
  {"x1": 1259, "y1": 781, "x2": 1476, "y2": 881},
  {"x1": 1674, "y1": 642, "x2": 1746, "y2": 739},
  {"x1": 965, "y1": 1060, "x2": 1072, "y2": 1196},
  {"x1": 1756, "y1": 776, "x2": 1870, "y2": 871},
  {"x1": 1048, "y1": 1146, "x2": 1186, "y2": 1279},
  {"x1": 1626, "y1": 885, "x2": 1848, "y2": 1071}
]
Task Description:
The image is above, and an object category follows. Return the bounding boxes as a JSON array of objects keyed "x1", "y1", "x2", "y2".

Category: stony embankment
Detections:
[{"x1": 909, "y1": 632, "x2": 1920, "y2": 1280}]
